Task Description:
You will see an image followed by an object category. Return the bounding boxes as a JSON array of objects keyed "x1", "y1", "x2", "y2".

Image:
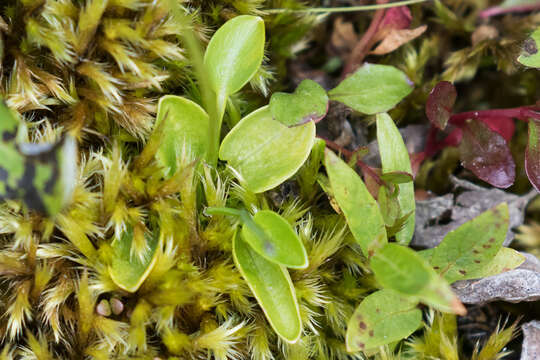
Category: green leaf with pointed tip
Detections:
[
  {"x1": 430, "y1": 203, "x2": 509, "y2": 284},
  {"x1": 109, "y1": 227, "x2": 160, "y2": 293},
  {"x1": 204, "y1": 15, "x2": 265, "y2": 107},
  {"x1": 233, "y1": 231, "x2": 302, "y2": 343},
  {"x1": 155, "y1": 95, "x2": 210, "y2": 173},
  {"x1": 376, "y1": 113, "x2": 415, "y2": 244},
  {"x1": 324, "y1": 149, "x2": 387, "y2": 257},
  {"x1": 346, "y1": 289, "x2": 422, "y2": 352},
  {"x1": 465, "y1": 247, "x2": 525, "y2": 280},
  {"x1": 219, "y1": 106, "x2": 315, "y2": 193},
  {"x1": 371, "y1": 244, "x2": 465, "y2": 315},
  {"x1": 269, "y1": 79, "x2": 329, "y2": 127},
  {"x1": 518, "y1": 27, "x2": 540, "y2": 68},
  {"x1": 328, "y1": 64, "x2": 413, "y2": 114},
  {"x1": 241, "y1": 210, "x2": 308, "y2": 269}
]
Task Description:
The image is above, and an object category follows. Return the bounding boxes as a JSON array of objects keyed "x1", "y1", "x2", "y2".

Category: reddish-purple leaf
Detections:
[
  {"x1": 480, "y1": 117, "x2": 515, "y2": 143},
  {"x1": 426, "y1": 81, "x2": 457, "y2": 130},
  {"x1": 374, "y1": 6, "x2": 413, "y2": 42},
  {"x1": 459, "y1": 120, "x2": 515, "y2": 188},
  {"x1": 525, "y1": 119, "x2": 540, "y2": 192}
]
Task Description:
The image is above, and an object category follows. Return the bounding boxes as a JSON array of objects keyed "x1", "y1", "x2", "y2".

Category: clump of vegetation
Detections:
[{"x1": 0, "y1": 0, "x2": 539, "y2": 359}]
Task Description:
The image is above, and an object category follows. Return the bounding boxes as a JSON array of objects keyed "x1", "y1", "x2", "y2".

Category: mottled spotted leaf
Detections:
[
  {"x1": 346, "y1": 289, "x2": 422, "y2": 352},
  {"x1": 460, "y1": 120, "x2": 515, "y2": 188},
  {"x1": 525, "y1": 119, "x2": 540, "y2": 192},
  {"x1": 109, "y1": 226, "x2": 160, "y2": 293},
  {"x1": 269, "y1": 79, "x2": 328, "y2": 127},
  {"x1": 376, "y1": 113, "x2": 415, "y2": 244},
  {"x1": 219, "y1": 106, "x2": 315, "y2": 193},
  {"x1": 429, "y1": 203, "x2": 509, "y2": 284},
  {"x1": 518, "y1": 27, "x2": 540, "y2": 68},
  {"x1": 324, "y1": 149, "x2": 387, "y2": 257},
  {"x1": 328, "y1": 64, "x2": 413, "y2": 115},
  {"x1": 371, "y1": 244, "x2": 465, "y2": 314},
  {"x1": 241, "y1": 210, "x2": 308, "y2": 269},
  {"x1": 0, "y1": 101, "x2": 76, "y2": 216},
  {"x1": 233, "y1": 231, "x2": 302, "y2": 343},
  {"x1": 425, "y1": 81, "x2": 457, "y2": 130},
  {"x1": 155, "y1": 95, "x2": 210, "y2": 173},
  {"x1": 465, "y1": 247, "x2": 524, "y2": 280}
]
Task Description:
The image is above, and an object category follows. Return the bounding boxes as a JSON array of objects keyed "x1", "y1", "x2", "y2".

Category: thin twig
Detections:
[
  {"x1": 266, "y1": 0, "x2": 432, "y2": 14},
  {"x1": 479, "y1": 3, "x2": 540, "y2": 18}
]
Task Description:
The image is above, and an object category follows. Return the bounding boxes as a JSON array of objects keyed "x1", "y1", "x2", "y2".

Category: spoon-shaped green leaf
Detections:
[
  {"x1": 346, "y1": 289, "x2": 422, "y2": 352},
  {"x1": 328, "y1": 64, "x2": 413, "y2": 114},
  {"x1": 429, "y1": 203, "x2": 509, "y2": 283},
  {"x1": 204, "y1": 15, "x2": 265, "y2": 112},
  {"x1": 376, "y1": 113, "x2": 415, "y2": 245},
  {"x1": 241, "y1": 210, "x2": 308, "y2": 268},
  {"x1": 324, "y1": 149, "x2": 387, "y2": 257},
  {"x1": 155, "y1": 95, "x2": 210, "y2": 173},
  {"x1": 109, "y1": 226, "x2": 160, "y2": 293},
  {"x1": 269, "y1": 79, "x2": 329, "y2": 127},
  {"x1": 219, "y1": 106, "x2": 315, "y2": 193},
  {"x1": 233, "y1": 231, "x2": 302, "y2": 343},
  {"x1": 371, "y1": 243, "x2": 466, "y2": 315}
]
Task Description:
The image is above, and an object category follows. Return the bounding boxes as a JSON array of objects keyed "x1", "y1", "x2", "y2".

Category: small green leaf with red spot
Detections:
[
  {"x1": 425, "y1": 81, "x2": 457, "y2": 130},
  {"x1": 464, "y1": 247, "x2": 524, "y2": 280},
  {"x1": 269, "y1": 79, "x2": 329, "y2": 127},
  {"x1": 346, "y1": 289, "x2": 422, "y2": 352},
  {"x1": 525, "y1": 119, "x2": 540, "y2": 192},
  {"x1": 428, "y1": 203, "x2": 509, "y2": 284}
]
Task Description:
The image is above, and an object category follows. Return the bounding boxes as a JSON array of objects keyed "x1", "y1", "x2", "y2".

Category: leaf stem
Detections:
[
  {"x1": 479, "y1": 3, "x2": 540, "y2": 18},
  {"x1": 449, "y1": 106, "x2": 540, "y2": 126},
  {"x1": 266, "y1": 0, "x2": 432, "y2": 14}
]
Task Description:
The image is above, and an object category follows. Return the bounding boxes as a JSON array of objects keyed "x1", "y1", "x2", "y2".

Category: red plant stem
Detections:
[
  {"x1": 449, "y1": 106, "x2": 540, "y2": 126},
  {"x1": 318, "y1": 136, "x2": 385, "y2": 185},
  {"x1": 341, "y1": 0, "x2": 389, "y2": 78},
  {"x1": 479, "y1": 3, "x2": 540, "y2": 18}
]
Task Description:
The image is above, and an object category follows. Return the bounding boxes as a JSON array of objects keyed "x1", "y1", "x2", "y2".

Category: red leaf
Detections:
[
  {"x1": 459, "y1": 120, "x2": 515, "y2": 188},
  {"x1": 480, "y1": 116, "x2": 515, "y2": 143},
  {"x1": 426, "y1": 81, "x2": 457, "y2": 130},
  {"x1": 525, "y1": 119, "x2": 540, "y2": 192},
  {"x1": 374, "y1": 6, "x2": 412, "y2": 42}
]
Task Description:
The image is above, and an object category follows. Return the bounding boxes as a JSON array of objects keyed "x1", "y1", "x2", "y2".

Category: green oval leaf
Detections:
[
  {"x1": 429, "y1": 203, "x2": 509, "y2": 284},
  {"x1": 371, "y1": 243, "x2": 465, "y2": 315},
  {"x1": 233, "y1": 231, "x2": 302, "y2": 343},
  {"x1": 269, "y1": 79, "x2": 329, "y2": 127},
  {"x1": 204, "y1": 15, "x2": 265, "y2": 102},
  {"x1": 346, "y1": 289, "x2": 422, "y2": 352},
  {"x1": 241, "y1": 210, "x2": 308, "y2": 269},
  {"x1": 526, "y1": 119, "x2": 540, "y2": 192},
  {"x1": 328, "y1": 64, "x2": 413, "y2": 114},
  {"x1": 518, "y1": 27, "x2": 540, "y2": 68},
  {"x1": 155, "y1": 95, "x2": 210, "y2": 173},
  {"x1": 324, "y1": 149, "x2": 387, "y2": 257},
  {"x1": 376, "y1": 113, "x2": 415, "y2": 244},
  {"x1": 219, "y1": 106, "x2": 315, "y2": 193},
  {"x1": 109, "y1": 226, "x2": 160, "y2": 293},
  {"x1": 466, "y1": 247, "x2": 525, "y2": 280}
]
